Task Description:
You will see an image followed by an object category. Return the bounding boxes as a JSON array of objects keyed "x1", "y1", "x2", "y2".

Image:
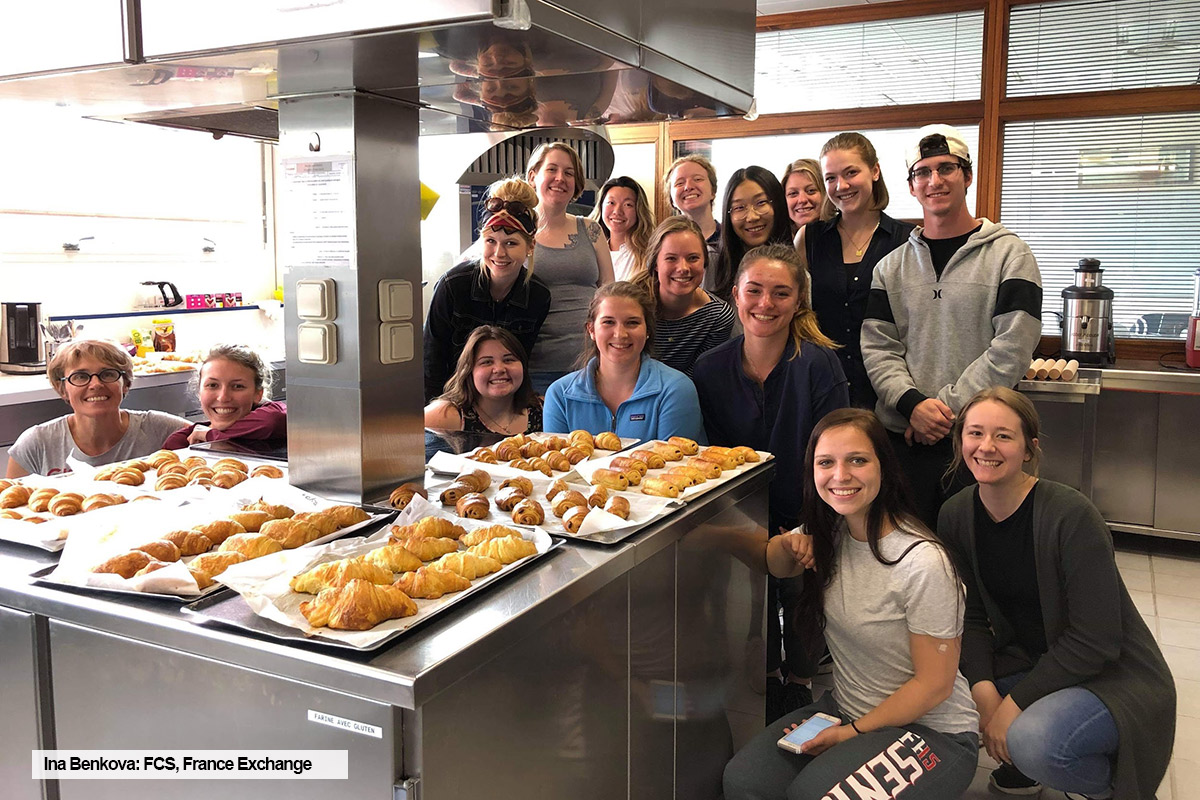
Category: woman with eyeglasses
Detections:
[
  {"x1": 423, "y1": 176, "x2": 552, "y2": 403},
  {"x1": 798, "y1": 133, "x2": 915, "y2": 410},
  {"x1": 162, "y1": 344, "x2": 286, "y2": 451},
  {"x1": 589, "y1": 176, "x2": 654, "y2": 283},
  {"x1": 710, "y1": 166, "x2": 793, "y2": 304},
  {"x1": 6, "y1": 339, "x2": 188, "y2": 477}
]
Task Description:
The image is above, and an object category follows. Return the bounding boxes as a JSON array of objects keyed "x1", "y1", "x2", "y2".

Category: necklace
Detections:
[
  {"x1": 841, "y1": 222, "x2": 879, "y2": 257},
  {"x1": 476, "y1": 406, "x2": 521, "y2": 435}
]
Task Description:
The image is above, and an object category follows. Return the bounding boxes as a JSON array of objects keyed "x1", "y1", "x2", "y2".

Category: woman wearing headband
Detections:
[{"x1": 423, "y1": 176, "x2": 551, "y2": 402}]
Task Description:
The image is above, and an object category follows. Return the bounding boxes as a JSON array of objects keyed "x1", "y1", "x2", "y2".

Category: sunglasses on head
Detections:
[{"x1": 484, "y1": 197, "x2": 529, "y2": 215}]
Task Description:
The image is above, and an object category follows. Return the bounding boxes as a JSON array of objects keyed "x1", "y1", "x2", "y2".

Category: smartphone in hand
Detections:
[{"x1": 776, "y1": 712, "x2": 841, "y2": 754}]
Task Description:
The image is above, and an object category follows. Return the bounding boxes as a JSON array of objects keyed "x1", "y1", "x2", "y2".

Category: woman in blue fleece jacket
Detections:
[{"x1": 543, "y1": 281, "x2": 706, "y2": 444}]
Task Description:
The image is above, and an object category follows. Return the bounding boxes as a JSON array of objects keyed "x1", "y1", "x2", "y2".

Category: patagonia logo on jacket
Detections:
[{"x1": 629, "y1": 413, "x2": 646, "y2": 421}]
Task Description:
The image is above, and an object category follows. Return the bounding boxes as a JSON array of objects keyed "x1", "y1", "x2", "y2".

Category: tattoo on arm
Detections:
[{"x1": 586, "y1": 220, "x2": 602, "y2": 243}]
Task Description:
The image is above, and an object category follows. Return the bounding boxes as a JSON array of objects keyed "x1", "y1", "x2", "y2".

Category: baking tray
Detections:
[{"x1": 181, "y1": 533, "x2": 562, "y2": 651}]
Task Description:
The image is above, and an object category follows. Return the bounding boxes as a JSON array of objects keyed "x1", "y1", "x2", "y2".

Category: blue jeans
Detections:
[{"x1": 995, "y1": 672, "x2": 1118, "y2": 797}]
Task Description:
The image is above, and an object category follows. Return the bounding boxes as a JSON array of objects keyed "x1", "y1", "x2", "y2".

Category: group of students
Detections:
[
  {"x1": 6, "y1": 340, "x2": 286, "y2": 479},
  {"x1": 421, "y1": 126, "x2": 1175, "y2": 800}
]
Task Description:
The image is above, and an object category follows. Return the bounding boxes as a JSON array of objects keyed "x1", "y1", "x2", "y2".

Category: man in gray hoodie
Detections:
[{"x1": 861, "y1": 124, "x2": 1043, "y2": 528}]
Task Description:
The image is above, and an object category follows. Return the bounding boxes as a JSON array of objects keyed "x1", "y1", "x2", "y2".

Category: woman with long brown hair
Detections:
[{"x1": 424, "y1": 326, "x2": 541, "y2": 435}]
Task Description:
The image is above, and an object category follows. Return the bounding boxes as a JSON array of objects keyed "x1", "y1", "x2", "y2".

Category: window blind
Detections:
[
  {"x1": 754, "y1": 11, "x2": 984, "y2": 115},
  {"x1": 1000, "y1": 113, "x2": 1200, "y2": 338},
  {"x1": 1007, "y1": 0, "x2": 1200, "y2": 97}
]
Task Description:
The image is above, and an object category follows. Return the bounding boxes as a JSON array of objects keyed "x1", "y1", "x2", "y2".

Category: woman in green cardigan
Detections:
[{"x1": 938, "y1": 387, "x2": 1174, "y2": 799}]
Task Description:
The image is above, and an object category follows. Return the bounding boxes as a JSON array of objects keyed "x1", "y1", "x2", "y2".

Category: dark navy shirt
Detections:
[{"x1": 692, "y1": 336, "x2": 849, "y2": 532}]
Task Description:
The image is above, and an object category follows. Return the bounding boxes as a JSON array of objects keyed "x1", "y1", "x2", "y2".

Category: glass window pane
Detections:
[
  {"x1": 1007, "y1": 0, "x2": 1200, "y2": 97},
  {"x1": 754, "y1": 12, "x2": 983, "y2": 114},
  {"x1": 1000, "y1": 112, "x2": 1200, "y2": 338}
]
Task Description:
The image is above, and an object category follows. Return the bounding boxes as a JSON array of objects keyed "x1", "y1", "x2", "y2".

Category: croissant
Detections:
[
  {"x1": 192, "y1": 519, "x2": 246, "y2": 545},
  {"x1": 460, "y1": 523, "x2": 522, "y2": 547},
  {"x1": 665, "y1": 466, "x2": 706, "y2": 486},
  {"x1": 545, "y1": 479, "x2": 570, "y2": 502},
  {"x1": 388, "y1": 534, "x2": 459, "y2": 561},
  {"x1": 705, "y1": 445, "x2": 746, "y2": 466},
  {"x1": 218, "y1": 533, "x2": 284, "y2": 560},
  {"x1": 155, "y1": 473, "x2": 189, "y2": 491},
  {"x1": 730, "y1": 445, "x2": 761, "y2": 463},
  {"x1": 213, "y1": 457, "x2": 249, "y2": 474},
  {"x1": 552, "y1": 490, "x2": 588, "y2": 518},
  {"x1": 156, "y1": 461, "x2": 188, "y2": 477},
  {"x1": 146, "y1": 450, "x2": 181, "y2": 469},
  {"x1": 439, "y1": 481, "x2": 474, "y2": 506},
  {"x1": 562, "y1": 505, "x2": 590, "y2": 534},
  {"x1": 300, "y1": 579, "x2": 417, "y2": 630},
  {"x1": 591, "y1": 469, "x2": 629, "y2": 491},
  {"x1": 363, "y1": 544, "x2": 423, "y2": 574},
  {"x1": 519, "y1": 440, "x2": 547, "y2": 458},
  {"x1": 49, "y1": 492, "x2": 85, "y2": 516},
  {"x1": 457, "y1": 470, "x2": 492, "y2": 493},
  {"x1": 499, "y1": 434, "x2": 527, "y2": 449},
  {"x1": 111, "y1": 468, "x2": 146, "y2": 486},
  {"x1": 695, "y1": 451, "x2": 737, "y2": 471},
  {"x1": 468, "y1": 534, "x2": 538, "y2": 564},
  {"x1": 587, "y1": 485, "x2": 609, "y2": 508},
  {"x1": 292, "y1": 511, "x2": 340, "y2": 536},
  {"x1": 93, "y1": 466, "x2": 117, "y2": 482},
  {"x1": 0, "y1": 485, "x2": 31, "y2": 509},
  {"x1": 507, "y1": 458, "x2": 531, "y2": 471},
  {"x1": 630, "y1": 449, "x2": 667, "y2": 470},
  {"x1": 92, "y1": 550, "x2": 152, "y2": 579},
  {"x1": 389, "y1": 482, "x2": 428, "y2": 510},
  {"x1": 511, "y1": 499, "x2": 545, "y2": 526},
  {"x1": 0, "y1": 479, "x2": 14, "y2": 492},
  {"x1": 396, "y1": 516, "x2": 465, "y2": 540},
  {"x1": 544, "y1": 450, "x2": 570, "y2": 472},
  {"x1": 136, "y1": 539, "x2": 182, "y2": 562},
  {"x1": 686, "y1": 457, "x2": 724, "y2": 479},
  {"x1": 611, "y1": 456, "x2": 648, "y2": 476},
  {"x1": 469, "y1": 447, "x2": 498, "y2": 464},
  {"x1": 594, "y1": 432, "x2": 622, "y2": 451},
  {"x1": 495, "y1": 486, "x2": 527, "y2": 512},
  {"x1": 562, "y1": 445, "x2": 589, "y2": 465},
  {"x1": 323, "y1": 504, "x2": 370, "y2": 529},
  {"x1": 259, "y1": 518, "x2": 323, "y2": 548},
  {"x1": 432, "y1": 551, "x2": 502, "y2": 580},
  {"x1": 526, "y1": 457, "x2": 553, "y2": 477},
  {"x1": 190, "y1": 551, "x2": 249, "y2": 582},
  {"x1": 642, "y1": 477, "x2": 681, "y2": 498},
  {"x1": 120, "y1": 459, "x2": 151, "y2": 472},
  {"x1": 243, "y1": 500, "x2": 295, "y2": 519},
  {"x1": 455, "y1": 492, "x2": 491, "y2": 520},
  {"x1": 212, "y1": 469, "x2": 249, "y2": 489},
  {"x1": 569, "y1": 429, "x2": 595, "y2": 448},
  {"x1": 228, "y1": 510, "x2": 271, "y2": 532},
  {"x1": 162, "y1": 529, "x2": 214, "y2": 556},
  {"x1": 394, "y1": 566, "x2": 471, "y2": 599},
  {"x1": 188, "y1": 567, "x2": 215, "y2": 590},
  {"x1": 250, "y1": 464, "x2": 286, "y2": 479},
  {"x1": 184, "y1": 466, "x2": 214, "y2": 483},
  {"x1": 658, "y1": 473, "x2": 692, "y2": 492},
  {"x1": 667, "y1": 436, "x2": 700, "y2": 456},
  {"x1": 0, "y1": 509, "x2": 23, "y2": 520},
  {"x1": 182, "y1": 456, "x2": 206, "y2": 470},
  {"x1": 134, "y1": 559, "x2": 172, "y2": 578},
  {"x1": 495, "y1": 441, "x2": 521, "y2": 461},
  {"x1": 28, "y1": 487, "x2": 60, "y2": 512},
  {"x1": 290, "y1": 556, "x2": 394, "y2": 594},
  {"x1": 604, "y1": 495, "x2": 631, "y2": 519},
  {"x1": 497, "y1": 476, "x2": 532, "y2": 495},
  {"x1": 650, "y1": 442, "x2": 684, "y2": 462}
]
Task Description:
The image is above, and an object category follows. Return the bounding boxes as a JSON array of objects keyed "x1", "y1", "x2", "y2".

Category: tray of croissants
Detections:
[
  {"x1": 179, "y1": 493, "x2": 559, "y2": 650},
  {"x1": 34, "y1": 480, "x2": 390, "y2": 599},
  {"x1": 0, "y1": 450, "x2": 289, "y2": 552},
  {"x1": 569, "y1": 437, "x2": 773, "y2": 504},
  {"x1": 427, "y1": 430, "x2": 637, "y2": 483}
]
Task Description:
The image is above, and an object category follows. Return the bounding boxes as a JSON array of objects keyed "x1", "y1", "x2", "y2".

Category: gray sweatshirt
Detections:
[{"x1": 861, "y1": 219, "x2": 1043, "y2": 434}]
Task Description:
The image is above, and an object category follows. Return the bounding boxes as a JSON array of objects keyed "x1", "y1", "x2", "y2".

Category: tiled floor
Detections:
[{"x1": 808, "y1": 532, "x2": 1198, "y2": 800}]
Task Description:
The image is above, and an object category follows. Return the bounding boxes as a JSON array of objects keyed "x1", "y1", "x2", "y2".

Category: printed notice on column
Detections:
[{"x1": 280, "y1": 156, "x2": 356, "y2": 269}]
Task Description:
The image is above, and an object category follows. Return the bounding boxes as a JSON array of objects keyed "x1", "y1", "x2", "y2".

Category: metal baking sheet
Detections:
[{"x1": 181, "y1": 533, "x2": 562, "y2": 651}]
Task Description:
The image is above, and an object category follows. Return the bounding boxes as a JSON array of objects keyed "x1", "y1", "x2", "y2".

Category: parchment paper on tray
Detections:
[
  {"x1": 42, "y1": 481, "x2": 388, "y2": 598},
  {"x1": 212, "y1": 495, "x2": 555, "y2": 649},
  {"x1": 572, "y1": 443, "x2": 774, "y2": 503},
  {"x1": 426, "y1": 433, "x2": 638, "y2": 477}
]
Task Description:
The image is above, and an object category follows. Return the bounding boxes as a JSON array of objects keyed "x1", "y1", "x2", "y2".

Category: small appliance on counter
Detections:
[
  {"x1": 1061, "y1": 258, "x2": 1115, "y2": 365},
  {"x1": 0, "y1": 301, "x2": 48, "y2": 374},
  {"x1": 135, "y1": 281, "x2": 183, "y2": 310}
]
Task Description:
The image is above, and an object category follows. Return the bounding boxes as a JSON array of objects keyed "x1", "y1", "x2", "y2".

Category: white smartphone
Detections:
[{"x1": 776, "y1": 712, "x2": 841, "y2": 754}]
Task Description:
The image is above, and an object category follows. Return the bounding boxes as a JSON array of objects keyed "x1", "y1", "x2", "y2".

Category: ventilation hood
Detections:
[{"x1": 0, "y1": 0, "x2": 756, "y2": 140}]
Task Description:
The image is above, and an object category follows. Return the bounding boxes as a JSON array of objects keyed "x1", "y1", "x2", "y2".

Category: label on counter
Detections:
[
  {"x1": 32, "y1": 750, "x2": 348, "y2": 779},
  {"x1": 307, "y1": 709, "x2": 383, "y2": 738}
]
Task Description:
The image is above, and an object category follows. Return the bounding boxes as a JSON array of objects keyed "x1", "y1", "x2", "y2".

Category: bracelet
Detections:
[{"x1": 850, "y1": 719, "x2": 864, "y2": 735}]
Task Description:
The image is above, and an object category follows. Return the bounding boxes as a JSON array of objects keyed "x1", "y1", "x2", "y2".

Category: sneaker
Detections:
[{"x1": 988, "y1": 763, "x2": 1041, "y2": 795}]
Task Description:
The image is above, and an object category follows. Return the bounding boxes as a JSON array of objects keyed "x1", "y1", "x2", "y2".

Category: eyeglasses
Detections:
[
  {"x1": 909, "y1": 162, "x2": 963, "y2": 183},
  {"x1": 484, "y1": 197, "x2": 529, "y2": 215},
  {"x1": 729, "y1": 198, "x2": 773, "y2": 221},
  {"x1": 60, "y1": 368, "x2": 126, "y2": 387}
]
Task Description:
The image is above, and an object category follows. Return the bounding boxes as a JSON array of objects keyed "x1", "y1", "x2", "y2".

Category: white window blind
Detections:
[
  {"x1": 1007, "y1": 0, "x2": 1200, "y2": 97},
  {"x1": 1000, "y1": 113, "x2": 1200, "y2": 338},
  {"x1": 754, "y1": 11, "x2": 983, "y2": 115}
]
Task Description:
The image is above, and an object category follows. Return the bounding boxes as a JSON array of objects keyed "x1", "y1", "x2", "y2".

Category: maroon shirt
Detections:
[{"x1": 163, "y1": 400, "x2": 287, "y2": 450}]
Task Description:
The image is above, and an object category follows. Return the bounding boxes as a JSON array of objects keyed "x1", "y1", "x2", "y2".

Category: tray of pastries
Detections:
[
  {"x1": 427, "y1": 430, "x2": 637, "y2": 480},
  {"x1": 182, "y1": 493, "x2": 559, "y2": 651},
  {"x1": 34, "y1": 480, "x2": 391, "y2": 600}
]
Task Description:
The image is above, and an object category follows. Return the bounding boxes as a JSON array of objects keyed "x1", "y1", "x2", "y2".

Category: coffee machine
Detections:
[
  {"x1": 0, "y1": 301, "x2": 48, "y2": 374},
  {"x1": 1061, "y1": 258, "x2": 1116, "y2": 365}
]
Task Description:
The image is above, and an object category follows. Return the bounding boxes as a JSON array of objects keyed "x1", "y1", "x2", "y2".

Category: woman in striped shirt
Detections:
[{"x1": 632, "y1": 216, "x2": 735, "y2": 377}]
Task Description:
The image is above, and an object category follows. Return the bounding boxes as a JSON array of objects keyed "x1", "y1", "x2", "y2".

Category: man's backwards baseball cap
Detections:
[{"x1": 905, "y1": 124, "x2": 972, "y2": 172}]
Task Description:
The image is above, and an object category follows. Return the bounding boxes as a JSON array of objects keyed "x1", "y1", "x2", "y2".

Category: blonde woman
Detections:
[{"x1": 665, "y1": 154, "x2": 721, "y2": 265}]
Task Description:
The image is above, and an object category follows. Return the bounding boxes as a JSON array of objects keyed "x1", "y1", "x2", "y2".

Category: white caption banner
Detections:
[{"x1": 32, "y1": 750, "x2": 348, "y2": 780}]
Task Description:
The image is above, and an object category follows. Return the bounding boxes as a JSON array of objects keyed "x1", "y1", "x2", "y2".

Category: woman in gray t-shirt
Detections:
[
  {"x1": 6, "y1": 340, "x2": 187, "y2": 477},
  {"x1": 724, "y1": 408, "x2": 979, "y2": 800}
]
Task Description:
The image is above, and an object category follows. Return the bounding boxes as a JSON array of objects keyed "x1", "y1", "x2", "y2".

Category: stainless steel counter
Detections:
[{"x1": 0, "y1": 463, "x2": 772, "y2": 799}]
